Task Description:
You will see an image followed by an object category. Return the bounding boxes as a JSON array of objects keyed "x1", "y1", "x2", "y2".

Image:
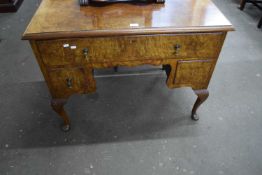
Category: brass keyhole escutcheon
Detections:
[
  {"x1": 83, "y1": 48, "x2": 89, "y2": 60},
  {"x1": 174, "y1": 44, "x2": 181, "y2": 55},
  {"x1": 66, "y1": 78, "x2": 73, "y2": 88}
]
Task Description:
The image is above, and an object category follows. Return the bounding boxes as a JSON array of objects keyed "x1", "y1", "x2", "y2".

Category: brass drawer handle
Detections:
[
  {"x1": 174, "y1": 44, "x2": 181, "y2": 55},
  {"x1": 83, "y1": 48, "x2": 89, "y2": 60},
  {"x1": 66, "y1": 78, "x2": 73, "y2": 88}
]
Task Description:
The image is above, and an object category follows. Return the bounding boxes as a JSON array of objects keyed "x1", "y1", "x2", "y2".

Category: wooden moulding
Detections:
[
  {"x1": 0, "y1": 0, "x2": 24, "y2": 13},
  {"x1": 22, "y1": 27, "x2": 234, "y2": 40}
]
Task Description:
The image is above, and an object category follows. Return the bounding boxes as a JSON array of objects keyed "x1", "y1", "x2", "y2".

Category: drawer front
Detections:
[
  {"x1": 174, "y1": 59, "x2": 215, "y2": 89},
  {"x1": 48, "y1": 68, "x2": 88, "y2": 98},
  {"x1": 37, "y1": 40, "x2": 83, "y2": 66},
  {"x1": 37, "y1": 33, "x2": 224, "y2": 66}
]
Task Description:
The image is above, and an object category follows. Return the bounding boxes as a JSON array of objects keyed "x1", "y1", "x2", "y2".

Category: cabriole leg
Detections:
[
  {"x1": 239, "y1": 0, "x2": 246, "y2": 10},
  {"x1": 258, "y1": 16, "x2": 262, "y2": 28},
  {"x1": 191, "y1": 89, "x2": 209, "y2": 121},
  {"x1": 51, "y1": 98, "x2": 71, "y2": 132}
]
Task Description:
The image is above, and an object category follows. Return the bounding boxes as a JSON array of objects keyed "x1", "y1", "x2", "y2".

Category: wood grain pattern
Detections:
[
  {"x1": 48, "y1": 67, "x2": 95, "y2": 98},
  {"x1": 37, "y1": 33, "x2": 224, "y2": 67},
  {"x1": 29, "y1": 41, "x2": 56, "y2": 97},
  {"x1": 23, "y1": 0, "x2": 233, "y2": 130},
  {"x1": 34, "y1": 30, "x2": 225, "y2": 93},
  {"x1": 29, "y1": 32, "x2": 227, "y2": 128},
  {"x1": 22, "y1": 0, "x2": 234, "y2": 40},
  {"x1": 173, "y1": 60, "x2": 215, "y2": 90}
]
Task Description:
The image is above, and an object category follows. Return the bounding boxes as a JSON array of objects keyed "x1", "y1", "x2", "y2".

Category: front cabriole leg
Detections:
[
  {"x1": 51, "y1": 98, "x2": 71, "y2": 132},
  {"x1": 191, "y1": 89, "x2": 209, "y2": 121}
]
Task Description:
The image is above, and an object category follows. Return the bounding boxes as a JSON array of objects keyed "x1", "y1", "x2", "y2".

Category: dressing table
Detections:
[{"x1": 23, "y1": 0, "x2": 234, "y2": 131}]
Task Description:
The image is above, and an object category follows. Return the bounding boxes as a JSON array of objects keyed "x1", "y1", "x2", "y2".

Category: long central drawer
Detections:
[{"x1": 37, "y1": 33, "x2": 224, "y2": 66}]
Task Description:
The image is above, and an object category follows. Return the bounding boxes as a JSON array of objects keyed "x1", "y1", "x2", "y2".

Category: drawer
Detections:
[
  {"x1": 48, "y1": 68, "x2": 88, "y2": 98},
  {"x1": 37, "y1": 33, "x2": 224, "y2": 66},
  {"x1": 174, "y1": 59, "x2": 215, "y2": 89},
  {"x1": 37, "y1": 40, "x2": 83, "y2": 66}
]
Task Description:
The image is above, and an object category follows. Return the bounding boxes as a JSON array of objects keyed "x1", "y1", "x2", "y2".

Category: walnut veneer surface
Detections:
[{"x1": 23, "y1": 0, "x2": 234, "y2": 131}]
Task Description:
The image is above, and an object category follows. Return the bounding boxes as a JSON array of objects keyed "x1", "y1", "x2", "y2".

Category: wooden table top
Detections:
[{"x1": 23, "y1": 0, "x2": 234, "y2": 40}]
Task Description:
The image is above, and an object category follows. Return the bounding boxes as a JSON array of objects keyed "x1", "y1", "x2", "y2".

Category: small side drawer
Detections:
[
  {"x1": 48, "y1": 68, "x2": 88, "y2": 98},
  {"x1": 174, "y1": 59, "x2": 215, "y2": 89},
  {"x1": 36, "y1": 40, "x2": 84, "y2": 66}
]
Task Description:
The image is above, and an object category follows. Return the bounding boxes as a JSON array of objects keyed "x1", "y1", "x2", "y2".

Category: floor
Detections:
[{"x1": 0, "y1": 0, "x2": 262, "y2": 175}]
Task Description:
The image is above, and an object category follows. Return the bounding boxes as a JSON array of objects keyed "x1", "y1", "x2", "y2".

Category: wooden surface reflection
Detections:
[{"x1": 23, "y1": 0, "x2": 233, "y2": 40}]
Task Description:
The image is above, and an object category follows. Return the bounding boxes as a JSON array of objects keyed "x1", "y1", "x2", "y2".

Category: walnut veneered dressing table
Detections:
[{"x1": 22, "y1": 0, "x2": 234, "y2": 131}]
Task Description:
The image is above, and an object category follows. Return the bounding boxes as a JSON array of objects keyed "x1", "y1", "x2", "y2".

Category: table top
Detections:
[{"x1": 23, "y1": 0, "x2": 234, "y2": 40}]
